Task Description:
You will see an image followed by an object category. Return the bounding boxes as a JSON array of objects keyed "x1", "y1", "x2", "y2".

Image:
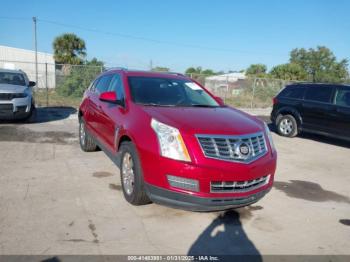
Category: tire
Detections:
[
  {"x1": 119, "y1": 141, "x2": 151, "y2": 205},
  {"x1": 24, "y1": 104, "x2": 36, "y2": 123},
  {"x1": 79, "y1": 117, "x2": 98, "y2": 152},
  {"x1": 276, "y1": 114, "x2": 298, "y2": 137}
]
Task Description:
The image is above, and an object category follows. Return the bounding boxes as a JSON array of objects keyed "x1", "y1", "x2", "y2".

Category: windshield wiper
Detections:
[
  {"x1": 140, "y1": 103, "x2": 176, "y2": 107},
  {"x1": 190, "y1": 104, "x2": 219, "y2": 108}
]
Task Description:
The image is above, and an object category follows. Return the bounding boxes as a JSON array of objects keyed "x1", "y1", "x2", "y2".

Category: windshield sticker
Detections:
[{"x1": 185, "y1": 82, "x2": 202, "y2": 90}]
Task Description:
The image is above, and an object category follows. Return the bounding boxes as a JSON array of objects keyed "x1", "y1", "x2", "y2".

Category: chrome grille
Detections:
[
  {"x1": 211, "y1": 175, "x2": 270, "y2": 193},
  {"x1": 0, "y1": 93, "x2": 14, "y2": 100},
  {"x1": 196, "y1": 132, "x2": 267, "y2": 163}
]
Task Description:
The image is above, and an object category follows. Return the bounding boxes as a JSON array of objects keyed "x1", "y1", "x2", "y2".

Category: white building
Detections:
[
  {"x1": 205, "y1": 72, "x2": 246, "y2": 95},
  {"x1": 0, "y1": 45, "x2": 55, "y2": 88}
]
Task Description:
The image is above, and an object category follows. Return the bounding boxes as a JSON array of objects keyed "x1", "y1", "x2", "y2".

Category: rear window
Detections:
[
  {"x1": 304, "y1": 85, "x2": 333, "y2": 103},
  {"x1": 334, "y1": 87, "x2": 350, "y2": 107},
  {"x1": 278, "y1": 85, "x2": 306, "y2": 99}
]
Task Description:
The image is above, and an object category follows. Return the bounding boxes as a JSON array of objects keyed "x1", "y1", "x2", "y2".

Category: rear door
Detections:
[
  {"x1": 301, "y1": 85, "x2": 336, "y2": 133},
  {"x1": 332, "y1": 86, "x2": 350, "y2": 138},
  {"x1": 83, "y1": 79, "x2": 98, "y2": 132},
  {"x1": 276, "y1": 84, "x2": 306, "y2": 111}
]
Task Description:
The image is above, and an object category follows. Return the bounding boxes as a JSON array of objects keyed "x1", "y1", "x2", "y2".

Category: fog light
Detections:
[{"x1": 167, "y1": 175, "x2": 199, "y2": 192}]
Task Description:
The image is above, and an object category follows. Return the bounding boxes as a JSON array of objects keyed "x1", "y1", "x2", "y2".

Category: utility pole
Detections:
[
  {"x1": 32, "y1": 17, "x2": 38, "y2": 86},
  {"x1": 149, "y1": 59, "x2": 153, "y2": 71}
]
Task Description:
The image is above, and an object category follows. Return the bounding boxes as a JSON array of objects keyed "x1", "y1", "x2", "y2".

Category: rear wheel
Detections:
[
  {"x1": 276, "y1": 114, "x2": 298, "y2": 137},
  {"x1": 119, "y1": 141, "x2": 150, "y2": 205},
  {"x1": 79, "y1": 118, "x2": 98, "y2": 152}
]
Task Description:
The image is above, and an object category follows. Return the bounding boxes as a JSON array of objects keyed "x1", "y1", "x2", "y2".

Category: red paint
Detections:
[
  {"x1": 80, "y1": 70, "x2": 277, "y2": 200},
  {"x1": 99, "y1": 91, "x2": 118, "y2": 102}
]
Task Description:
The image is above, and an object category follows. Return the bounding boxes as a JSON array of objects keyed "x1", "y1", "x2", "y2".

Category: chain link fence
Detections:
[
  {"x1": 0, "y1": 60, "x2": 103, "y2": 108},
  {"x1": 188, "y1": 73, "x2": 298, "y2": 108},
  {"x1": 0, "y1": 60, "x2": 295, "y2": 109}
]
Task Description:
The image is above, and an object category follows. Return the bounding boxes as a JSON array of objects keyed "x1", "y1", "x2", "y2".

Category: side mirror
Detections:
[
  {"x1": 99, "y1": 91, "x2": 118, "y2": 103},
  {"x1": 29, "y1": 81, "x2": 36, "y2": 87},
  {"x1": 214, "y1": 96, "x2": 224, "y2": 105}
]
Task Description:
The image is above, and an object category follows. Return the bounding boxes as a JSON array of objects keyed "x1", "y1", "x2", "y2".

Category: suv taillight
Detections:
[{"x1": 272, "y1": 97, "x2": 278, "y2": 105}]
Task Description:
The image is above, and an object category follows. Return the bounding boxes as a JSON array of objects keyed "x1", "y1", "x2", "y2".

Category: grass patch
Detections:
[{"x1": 34, "y1": 89, "x2": 82, "y2": 108}]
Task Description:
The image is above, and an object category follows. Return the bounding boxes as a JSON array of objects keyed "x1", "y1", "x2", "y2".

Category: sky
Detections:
[{"x1": 0, "y1": 0, "x2": 349, "y2": 72}]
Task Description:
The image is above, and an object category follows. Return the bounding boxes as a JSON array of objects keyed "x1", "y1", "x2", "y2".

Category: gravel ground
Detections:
[{"x1": 0, "y1": 107, "x2": 349, "y2": 257}]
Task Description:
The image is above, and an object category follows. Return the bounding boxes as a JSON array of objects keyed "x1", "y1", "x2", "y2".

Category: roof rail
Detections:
[
  {"x1": 104, "y1": 68, "x2": 186, "y2": 77},
  {"x1": 106, "y1": 67, "x2": 128, "y2": 71},
  {"x1": 166, "y1": 72, "x2": 185, "y2": 76},
  {"x1": 149, "y1": 71, "x2": 185, "y2": 76}
]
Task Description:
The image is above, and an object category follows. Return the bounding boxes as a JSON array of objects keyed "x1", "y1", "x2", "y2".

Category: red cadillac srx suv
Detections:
[{"x1": 79, "y1": 69, "x2": 277, "y2": 211}]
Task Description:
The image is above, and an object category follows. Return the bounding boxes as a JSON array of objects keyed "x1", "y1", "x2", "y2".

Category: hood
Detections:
[
  {"x1": 142, "y1": 106, "x2": 263, "y2": 135},
  {"x1": 0, "y1": 84, "x2": 28, "y2": 93}
]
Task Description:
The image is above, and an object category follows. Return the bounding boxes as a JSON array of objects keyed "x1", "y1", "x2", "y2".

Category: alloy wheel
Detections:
[
  {"x1": 279, "y1": 118, "x2": 293, "y2": 135},
  {"x1": 80, "y1": 122, "x2": 86, "y2": 146},
  {"x1": 122, "y1": 152, "x2": 135, "y2": 195}
]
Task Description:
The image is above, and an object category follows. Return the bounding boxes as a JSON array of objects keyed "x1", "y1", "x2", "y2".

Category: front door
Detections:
[
  {"x1": 301, "y1": 85, "x2": 336, "y2": 134},
  {"x1": 98, "y1": 73, "x2": 127, "y2": 151},
  {"x1": 92, "y1": 73, "x2": 114, "y2": 143},
  {"x1": 332, "y1": 86, "x2": 350, "y2": 138}
]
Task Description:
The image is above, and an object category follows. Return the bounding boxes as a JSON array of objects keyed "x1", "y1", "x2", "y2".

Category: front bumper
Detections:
[
  {"x1": 145, "y1": 183, "x2": 271, "y2": 211},
  {"x1": 139, "y1": 144, "x2": 277, "y2": 211},
  {"x1": 0, "y1": 96, "x2": 32, "y2": 119}
]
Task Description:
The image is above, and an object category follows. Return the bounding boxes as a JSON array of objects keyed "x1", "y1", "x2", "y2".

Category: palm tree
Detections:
[{"x1": 53, "y1": 33, "x2": 86, "y2": 65}]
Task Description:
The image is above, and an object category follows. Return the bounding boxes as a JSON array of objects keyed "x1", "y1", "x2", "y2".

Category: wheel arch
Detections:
[
  {"x1": 275, "y1": 107, "x2": 303, "y2": 130},
  {"x1": 117, "y1": 134, "x2": 133, "y2": 152}
]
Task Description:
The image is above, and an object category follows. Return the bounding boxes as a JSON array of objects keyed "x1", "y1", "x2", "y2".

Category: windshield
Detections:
[
  {"x1": 0, "y1": 72, "x2": 26, "y2": 86},
  {"x1": 128, "y1": 76, "x2": 219, "y2": 107}
]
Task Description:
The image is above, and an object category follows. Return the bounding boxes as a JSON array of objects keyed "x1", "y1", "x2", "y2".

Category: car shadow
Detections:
[
  {"x1": 297, "y1": 132, "x2": 350, "y2": 149},
  {"x1": 0, "y1": 106, "x2": 77, "y2": 124},
  {"x1": 188, "y1": 210, "x2": 261, "y2": 261},
  {"x1": 258, "y1": 116, "x2": 350, "y2": 149}
]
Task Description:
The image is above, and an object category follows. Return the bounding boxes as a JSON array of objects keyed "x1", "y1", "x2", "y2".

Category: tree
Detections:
[
  {"x1": 86, "y1": 57, "x2": 104, "y2": 67},
  {"x1": 57, "y1": 58, "x2": 104, "y2": 97},
  {"x1": 290, "y1": 46, "x2": 348, "y2": 83},
  {"x1": 53, "y1": 33, "x2": 86, "y2": 64},
  {"x1": 185, "y1": 67, "x2": 216, "y2": 76},
  {"x1": 185, "y1": 67, "x2": 202, "y2": 76},
  {"x1": 246, "y1": 64, "x2": 267, "y2": 77},
  {"x1": 270, "y1": 63, "x2": 307, "y2": 81},
  {"x1": 151, "y1": 66, "x2": 170, "y2": 72},
  {"x1": 185, "y1": 66, "x2": 217, "y2": 85}
]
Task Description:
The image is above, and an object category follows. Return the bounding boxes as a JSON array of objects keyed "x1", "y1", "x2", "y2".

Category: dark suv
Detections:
[{"x1": 271, "y1": 83, "x2": 350, "y2": 140}]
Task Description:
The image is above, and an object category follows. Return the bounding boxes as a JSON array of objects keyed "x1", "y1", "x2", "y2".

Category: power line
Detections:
[
  {"x1": 0, "y1": 16, "x2": 31, "y2": 21},
  {"x1": 1, "y1": 16, "x2": 283, "y2": 56},
  {"x1": 37, "y1": 18, "x2": 283, "y2": 56}
]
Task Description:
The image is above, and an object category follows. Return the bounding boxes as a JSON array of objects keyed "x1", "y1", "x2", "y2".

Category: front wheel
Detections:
[
  {"x1": 119, "y1": 141, "x2": 150, "y2": 205},
  {"x1": 276, "y1": 114, "x2": 298, "y2": 137},
  {"x1": 22, "y1": 103, "x2": 36, "y2": 122}
]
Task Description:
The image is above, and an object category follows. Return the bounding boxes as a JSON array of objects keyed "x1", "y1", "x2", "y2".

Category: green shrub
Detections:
[{"x1": 57, "y1": 65, "x2": 101, "y2": 97}]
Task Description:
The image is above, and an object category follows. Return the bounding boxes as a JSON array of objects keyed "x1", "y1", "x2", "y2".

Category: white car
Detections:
[{"x1": 0, "y1": 69, "x2": 35, "y2": 120}]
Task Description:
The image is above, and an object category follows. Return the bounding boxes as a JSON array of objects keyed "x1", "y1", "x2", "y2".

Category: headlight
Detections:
[
  {"x1": 264, "y1": 122, "x2": 276, "y2": 152},
  {"x1": 151, "y1": 118, "x2": 191, "y2": 162}
]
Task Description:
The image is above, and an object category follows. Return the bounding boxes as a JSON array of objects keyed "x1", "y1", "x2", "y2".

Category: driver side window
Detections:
[
  {"x1": 95, "y1": 74, "x2": 113, "y2": 94},
  {"x1": 108, "y1": 74, "x2": 125, "y2": 101},
  {"x1": 335, "y1": 88, "x2": 350, "y2": 107}
]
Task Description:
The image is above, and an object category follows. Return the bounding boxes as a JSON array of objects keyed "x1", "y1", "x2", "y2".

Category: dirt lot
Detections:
[{"x1": 0, "y1": 107, "x2": 349, "y2": 256}]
